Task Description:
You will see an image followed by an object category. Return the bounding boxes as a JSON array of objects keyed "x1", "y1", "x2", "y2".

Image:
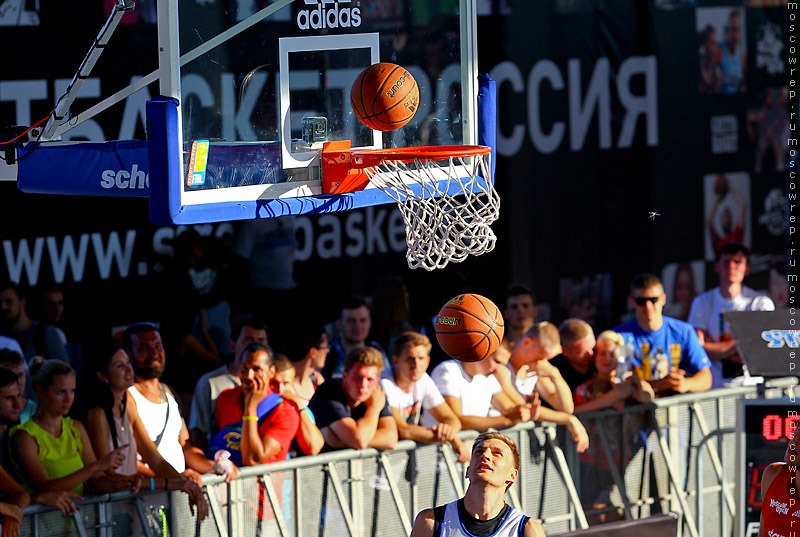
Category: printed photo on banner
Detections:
[
  {"x1": 746, "y1": 87, "x2": 789, "y2": 174},
  {"x1": 661, "y1": 261, "x2": 705, "y2": 322},
  {"x1": 703, "y1": 172, "x2": 751, "y2": 261},
  {"x1": 696, "y1": 7, "x2": 746, "y2": 94}
]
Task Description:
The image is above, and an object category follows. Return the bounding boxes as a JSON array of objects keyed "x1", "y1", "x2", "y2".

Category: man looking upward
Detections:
[{"x1": 410, "y1": 432, "x2": 546, "y2": 537}]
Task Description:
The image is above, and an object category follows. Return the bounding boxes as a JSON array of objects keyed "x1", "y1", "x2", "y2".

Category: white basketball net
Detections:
[{"x1": 362, "y1": 153, "x2": 499, "y2": 271}]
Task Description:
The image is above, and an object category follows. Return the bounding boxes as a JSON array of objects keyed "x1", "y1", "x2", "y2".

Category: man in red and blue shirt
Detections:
[{"x1": 214, "y1": 343, "x2": 299, "y2": 465}]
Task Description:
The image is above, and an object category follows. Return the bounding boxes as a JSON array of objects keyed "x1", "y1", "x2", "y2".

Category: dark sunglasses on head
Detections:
[{"x1": 634, "y1": 296, "x2": 660, "y2": 306}]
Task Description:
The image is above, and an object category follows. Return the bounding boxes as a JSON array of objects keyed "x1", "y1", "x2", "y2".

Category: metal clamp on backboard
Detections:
[{"x1": 291, "y1": 117, "x2": 328, "y2": 152}]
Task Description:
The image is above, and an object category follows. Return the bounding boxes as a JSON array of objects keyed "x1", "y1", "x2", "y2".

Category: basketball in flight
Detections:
[
  {"x1": 350, "y1": 63, "x2": 419, "y2": 131},
  {"x1": 435, "y1": 294, "x2": 504, "y2": 362}
]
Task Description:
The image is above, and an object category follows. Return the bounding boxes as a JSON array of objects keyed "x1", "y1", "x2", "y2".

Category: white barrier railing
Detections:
[{"x1": 18, "y1": 377, "x2": 798, "y2": 537}]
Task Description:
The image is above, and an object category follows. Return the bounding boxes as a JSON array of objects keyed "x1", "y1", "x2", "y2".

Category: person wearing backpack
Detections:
[{"x1": 211, "y1": 343, "x2": 300, "y2": 466}]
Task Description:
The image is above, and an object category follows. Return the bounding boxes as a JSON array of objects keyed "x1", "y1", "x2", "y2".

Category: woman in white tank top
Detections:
[
  {"x1": 84, "y1": 339, "x2": 209, "y2": 521},
  {"x1": 85, "y1": 341, "x2": 139, "y2": 476}
]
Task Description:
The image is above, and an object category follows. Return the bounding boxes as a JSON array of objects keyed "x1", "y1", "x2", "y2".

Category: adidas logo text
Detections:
[{"x1": 297, "y1": 0, "x2": 361, "y2": 30}]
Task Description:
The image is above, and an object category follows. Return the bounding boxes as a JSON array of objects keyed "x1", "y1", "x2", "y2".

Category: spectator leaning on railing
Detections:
[
  {"x1": 309, "y1": 347, "x2": 398, "y2": 451},
  {"x1": 549, "y1": 319, "x2": 597, "y2": 394},
  {"x1": 123, "y1": 323, "x2": 237, "y2": 485},
  {"x1": 614, "y1": 274, "x2": 712, "y2": 396},
  {"x1": 572, "y1": 331, "x2": 654, "y2": 413},
  {"x1": 211, "y1": 343, "x2": 300, "y2": 466},
  {"x1": 380, "y1": 332, "x2": 469, "y2": 462},
  {"x1": 270, "y1": 353, "x2": 324, "y2": 457},
  {"x1": 430, "y1": 352, "x2": 533, "y2": 434},
  {"x1": 189, "y1": 316, "x2": 268, "y2": 451},
  {"x1": 498, "y1": 324, "x2": 589, "y2": 453},
  {"x1": 285, "y1": 321, "x2": 328, "y2": 407},
  {"x1": 80, "y1": 338, "x2": 208, "y2": 521},
  {"x1": 10, "y1": 359, "x2": 138, "y2": 497}
]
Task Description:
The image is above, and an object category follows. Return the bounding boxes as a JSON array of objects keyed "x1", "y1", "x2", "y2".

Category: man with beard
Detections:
[
  {"x1": 323, "y1": 296, "x2": 390, "y2": 380},
  {"x1": 189, "y1": 316, "x2": 268, "y2": 450},
  {"x1": 123, "y1": 323, "x2": 232, "y2": 485}
]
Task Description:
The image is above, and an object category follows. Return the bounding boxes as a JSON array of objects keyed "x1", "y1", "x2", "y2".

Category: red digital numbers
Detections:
[
  {"x1": 748, "y1": 465, "x2": 767, "y2": 508},
  {"x1": 762, "y1": 414, "x2": 799, "y2": 441}
]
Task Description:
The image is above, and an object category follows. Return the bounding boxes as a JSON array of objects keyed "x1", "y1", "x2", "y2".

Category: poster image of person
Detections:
[
  {"x1": 746, "y1": 87, "x2": 789, "y2": 174},
  {"x1": 696, "y1": 7, "x2": 746, "y2": 94},
  {"x1": 661, "y1": 261, "x2": 705, "y2": 322},
  {"x1": 703, "y1": 172, "x2": 751, "y2": 261}
]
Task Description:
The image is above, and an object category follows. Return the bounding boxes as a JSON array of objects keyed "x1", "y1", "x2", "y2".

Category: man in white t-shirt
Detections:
[
  {"x1": 504, "y1": 322, "x2": 572, "y2": 412},
  {"x1": 380, "y1": 332, "x2": 469, "y2": 462},
  {"x1": 689, "y1": 242, "x2": 775, "y2": 388},
  {"x1": 497, "y1": 323, "x2": 589, "y2": 453},
  {"x1": 430, "y1": 351, "x2": 533, "y2": 433}
]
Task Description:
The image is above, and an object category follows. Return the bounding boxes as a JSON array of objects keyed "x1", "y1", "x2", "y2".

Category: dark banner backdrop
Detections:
[{"x1": 0, "y1": 1, "x2": 790, "y2": 337}]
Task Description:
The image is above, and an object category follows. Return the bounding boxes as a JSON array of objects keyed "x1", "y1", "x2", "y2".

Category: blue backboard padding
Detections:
[
  {"x1": 146, "y1": 84, "x2": 497, "y2": 224},
  {"x1": 478, "y1": 73, "x2": 497, "y2": 179},
  {"x1": 17, "y1": 140, "x2": 150, "y2": 197},
  {"x1": 162, "y1": 172, "x2": 493, "y2": 224},
  {"x1": 147, "y1": 96, "x2": 182, "y2": 225}
]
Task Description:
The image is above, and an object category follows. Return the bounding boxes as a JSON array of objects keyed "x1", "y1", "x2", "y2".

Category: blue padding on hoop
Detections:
[
  {"x1": 477, "y1": 73, "x2": 497, "y2": 180},
  {"x1": 160, "y1": 173, "x2": 494, "y2": 224},
  {"x1": 146, "y1": 96, "x2": 182, "y2": 225},
  {"x1": 145, "y1": 88, "x2": 495, "y2": 225},
  {"x1": 17, "y1": 140, "x2": 150, "y2": 197}
]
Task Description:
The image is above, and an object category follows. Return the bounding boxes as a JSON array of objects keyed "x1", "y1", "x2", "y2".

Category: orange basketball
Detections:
[
  {"x1": 350, "y1": 63, "x2": 419, "y2": 131},
  {"x1": 435, "y1": 294, "x2": 505, "y2": 362}
]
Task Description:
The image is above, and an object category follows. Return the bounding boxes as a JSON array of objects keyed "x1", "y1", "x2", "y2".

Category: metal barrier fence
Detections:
[{"x1": 18, "y1": 377, "x2": 798, "y2": 537}]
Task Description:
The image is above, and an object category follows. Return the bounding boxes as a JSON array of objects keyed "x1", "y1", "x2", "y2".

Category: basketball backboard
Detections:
[{"x1": 147, "y1": 0, "x2": 488, "y2": 224}]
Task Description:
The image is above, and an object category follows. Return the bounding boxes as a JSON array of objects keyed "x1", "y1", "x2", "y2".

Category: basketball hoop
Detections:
[{"x1": 322, "y1": 143, "x2": 499, "y2": 271}]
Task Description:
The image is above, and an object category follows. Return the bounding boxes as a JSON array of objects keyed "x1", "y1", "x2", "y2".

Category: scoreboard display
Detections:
[{"x1": 736, "y1": 398, "x2": 798, "y2": 537}]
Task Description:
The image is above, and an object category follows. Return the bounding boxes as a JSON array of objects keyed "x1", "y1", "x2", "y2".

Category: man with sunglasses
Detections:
[{"x1": 614, "y1": 274, "x2": 711, "y2": 395}]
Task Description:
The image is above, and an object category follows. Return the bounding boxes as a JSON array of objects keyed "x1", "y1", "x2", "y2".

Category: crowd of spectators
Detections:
[{"x1": 0, "y1": 238, "x2": 778, "y2": 532}]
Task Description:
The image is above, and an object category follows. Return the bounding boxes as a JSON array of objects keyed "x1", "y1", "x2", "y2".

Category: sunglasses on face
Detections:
[{"x1": 633, "y1": 296, "x2": 660, "y2": 306}]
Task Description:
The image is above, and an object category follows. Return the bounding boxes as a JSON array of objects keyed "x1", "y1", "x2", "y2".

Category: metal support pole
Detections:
[
  {"x1": 379, "y1": 452, "x2": 413, "y2": 535},
  {"x1": 652, "y1": 410, "x2": 699, "y2": 537},
  {"x1": 596, "y1": 419, "x2": 634, "y2": 520},
  {"x1": 695, "y1": 428, "x2": 736, "y2": 537},
  {"x1": 544, "y1": 425, "x2": 588, "y2": 529},
  {"x1": 327, "y1": 464, "x2": 358, "y2": 537}
]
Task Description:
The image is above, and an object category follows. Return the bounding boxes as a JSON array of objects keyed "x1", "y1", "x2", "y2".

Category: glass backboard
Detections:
[{"x1": 148, "y1": 0, "x2": 484, "y2": 224}]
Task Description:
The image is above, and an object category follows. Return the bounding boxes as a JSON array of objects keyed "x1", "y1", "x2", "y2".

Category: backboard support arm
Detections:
[{"x1": 43, "y1": 0, "x2": 135, "y2": 139}]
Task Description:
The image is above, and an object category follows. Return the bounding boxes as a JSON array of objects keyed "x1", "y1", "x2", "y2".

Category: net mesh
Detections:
[{"x1": 362, "y1": 153, "x2": 499, "y2": 271}]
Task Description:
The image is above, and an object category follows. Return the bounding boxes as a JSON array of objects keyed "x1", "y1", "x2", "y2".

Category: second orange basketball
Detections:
[
  {"x1": 435, "y1": 294, "x2": 505, "y2": 363},
  {"x1": 350, "y1": 63, "x2": 419, "y2": 132}
]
